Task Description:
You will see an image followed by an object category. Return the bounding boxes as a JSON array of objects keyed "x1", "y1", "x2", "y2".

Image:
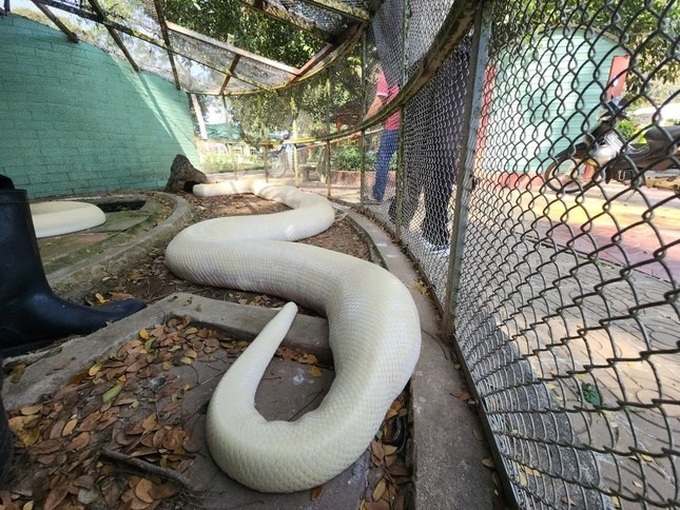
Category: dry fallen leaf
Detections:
[
  {"x1": 141, "y1": 413, "x2": 158, "y2": 432},
  {"x1": 148, "y1": 482, "x2": 180, "y2": 500},
  {"x1": 43, "y1": 485, "x2": 69, "y2": 510},
  {"x1": 372, "y1": 477, "x2": 387, "y2": 501},
  {"x1": 363, "y1": 498, "x2": 390, "y2": 510},
  {"x1": 134, "y1": 478, "x2": 155, "y2": 504},
  {"x1": 20, "y1": 405, "x2": 42, "y2": 416},
  {"x1": 88, "y1": 362, "x2": 103, "y2": 377},
  {"x1": 102, "y1": 384, "x2": 123, "y2": 403},
  {"x1": 67, "y1": 431, "x2": 90, "y2": 451},
  {"x1": 383, "y1": 444, "x2": 398, "y2": 456},
  {"x1": 482, "y1": 457, "x2": 496, "y2": 469},
  {"x1": 162, "y1": 428, "x2": 185, "y2": 452},
  {"x1": 10, "y1": 363, "x2": 27, "y2": 383},
  {"x1": 298, "y1": 353, "x2": 318, "y2": 365},
  {"x1": 30, "y1": 438, "x2": 62, "y2": 455},
  {"x1": 309, "y1": 485, "x2": 323, "y2": 502},
  {"x1": 413, "y1": 279, "x2": 429, "y2": 295},
  {"x1": 453, "y1": 391, "x2": 472, "y2": 401},
  {"x1": 62, "y1": 418, "x2": 78, "y2": 436},
  {"x1": 9, "y1": 416, "x2": 40, "y2": 446},
  {"x1": 370, "y1": 440, "x2": 384, "y2": 465},
  {"x1": 310, "y1": 366, "x2": 322, "y2": 378}
]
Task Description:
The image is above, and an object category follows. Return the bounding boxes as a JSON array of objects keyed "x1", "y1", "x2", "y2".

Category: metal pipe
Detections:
[{"x1": 443, "y1": 2, "x2": 491, "y2": 338}]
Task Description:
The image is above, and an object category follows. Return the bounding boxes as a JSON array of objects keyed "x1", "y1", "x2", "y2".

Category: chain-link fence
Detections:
[
  {"x1": 449, "y1": 1, "x2": 679, "y2": 509},
  {"x1": 222, "y1": 1, "x2": 679, "y2": 509},
  {"x1": 193, "y1": 1, "x2": 680, "y2": 507},
  {"x1": 13, "y1": 0, "x2": 678, "y2": 506}
]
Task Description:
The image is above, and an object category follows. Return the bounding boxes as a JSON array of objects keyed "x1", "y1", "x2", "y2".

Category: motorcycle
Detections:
[{"x1": 544, "y1": 98, "x2": 680, "y2": 193}]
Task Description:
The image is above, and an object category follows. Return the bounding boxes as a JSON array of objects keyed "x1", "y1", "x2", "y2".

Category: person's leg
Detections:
[
  {"x1": 419, "y1": 49, "x2": 468, "y2": 249},
  {"x1": 421, "y1": 162, "x2": 454, "y2": 248},
  {"x1": 372, "y1": 129, "x2": 399, "y2": 201}
]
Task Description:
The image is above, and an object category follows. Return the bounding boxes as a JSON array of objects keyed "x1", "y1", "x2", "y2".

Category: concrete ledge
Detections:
[
  {"x1": 46, "y1": 192, "x2": 193, "y2": 301},
  {"x1": 4, "y1": 293, "x2": 329, "y2": 411},
  {"x1": 347, "y1": 210, "x2": 497, "y2": 509}
]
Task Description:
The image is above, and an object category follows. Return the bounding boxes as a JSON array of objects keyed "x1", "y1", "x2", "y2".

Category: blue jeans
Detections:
[{"x1": 372, "y1": 128, "x2": 399, "y2": 201}]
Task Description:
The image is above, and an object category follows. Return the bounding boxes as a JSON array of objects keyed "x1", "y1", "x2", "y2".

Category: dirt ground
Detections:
[
  {"x1": 89, "y1": 192, "x2": 372, "y2": 308},
  {"x1": 3, "y1": 191, "x2": 411, "y2": 510}
]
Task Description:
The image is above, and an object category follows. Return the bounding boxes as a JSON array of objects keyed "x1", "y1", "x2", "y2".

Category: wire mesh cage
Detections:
[
  {"x1": 449, "y1": 1, "x2": 680, "y2": 508},
  {"x1": 9, "y1": 0, "x2": 679, "y2": 507}
]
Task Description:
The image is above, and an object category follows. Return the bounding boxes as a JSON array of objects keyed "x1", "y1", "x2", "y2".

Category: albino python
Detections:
[
  {"x1": 31, "y1": 200, "x2": 106, "y2": 238},
  {"x1": 165, "y1": 180, "x2": 421, "y2": 493}
]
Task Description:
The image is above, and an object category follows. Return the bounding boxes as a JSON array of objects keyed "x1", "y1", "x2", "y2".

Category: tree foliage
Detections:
[
  {"x1": 561, "y1": 0, "x2": 678, "y2": 90},
  {"x1": 162, "y1": 0, "x2": 321, "y2": 68}
]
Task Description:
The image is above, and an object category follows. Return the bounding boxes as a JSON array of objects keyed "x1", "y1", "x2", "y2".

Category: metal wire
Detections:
[
  {"x1": 39, "y1": 0, "x2": 679, "y2": 505},
  {"x1": 450, "y1": 1, "x2": 680, "y2": 508}
]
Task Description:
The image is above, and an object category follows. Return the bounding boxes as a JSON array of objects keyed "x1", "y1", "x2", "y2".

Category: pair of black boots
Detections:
[{"x1": 0, "y1": 175, "x2": 146, "y2": 356}]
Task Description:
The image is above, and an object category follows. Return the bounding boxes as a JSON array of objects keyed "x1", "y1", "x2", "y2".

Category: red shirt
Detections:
[{"x1": 377, "y1": 71, "x2": 400, "y2": 131}]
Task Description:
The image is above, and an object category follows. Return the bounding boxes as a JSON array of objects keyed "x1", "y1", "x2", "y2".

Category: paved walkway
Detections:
[
  {"x1": 305, "y1": 177, "x2": 680, "y2": 506},
  {"x1": 522, "y1": 183, "x2": 680, "y2": 282}
]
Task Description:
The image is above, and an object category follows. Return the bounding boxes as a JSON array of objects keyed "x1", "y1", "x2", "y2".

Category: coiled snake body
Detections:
[{"x1": 165, "y1": 181, "x2": 421, "y2": 493}]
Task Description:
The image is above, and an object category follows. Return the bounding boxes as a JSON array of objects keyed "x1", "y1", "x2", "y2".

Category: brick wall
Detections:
[{"x1": 0, "y1": 14, "x2": 199, "y2": 198}]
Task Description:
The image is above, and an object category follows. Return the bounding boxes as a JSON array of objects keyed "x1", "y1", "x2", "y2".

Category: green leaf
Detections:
[
  {"x1": 102, "y1": 384, "x2": 123, "y2": 403},
  {"x1": 581, "y1": 382, "x2": 602, "y2": 406}
]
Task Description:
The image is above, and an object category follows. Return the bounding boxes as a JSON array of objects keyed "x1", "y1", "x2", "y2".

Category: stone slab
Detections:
[
  {"x1": 3, "y1": 292, "x2": 370, "y2": 510},
  {"x1": 88, "y1": 211, "x2": 151, "y2": 232},
  {"x1": 3, "y1": 293, "x2": 329, "y2": 410},
  {"x1": 46, "y1": 192, "x2": 193, "y2": 301}
]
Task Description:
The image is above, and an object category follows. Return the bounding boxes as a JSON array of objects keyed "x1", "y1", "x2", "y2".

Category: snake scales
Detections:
[{"x1": 164, "y1": 180, "x2": 421, "y2": 493}]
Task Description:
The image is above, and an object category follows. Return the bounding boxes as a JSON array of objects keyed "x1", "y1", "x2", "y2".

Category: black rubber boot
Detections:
[{"x1": 0, "y1": 178, "x2": 146, "y2": 357}]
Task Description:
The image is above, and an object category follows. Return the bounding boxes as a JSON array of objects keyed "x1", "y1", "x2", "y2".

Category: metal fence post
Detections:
[
  {"x1": 291, "y1": 96, "x2": 299, "y2": 184},
  {"x1": 394, "y1": 0, "x2": 411, "y2": 242},
  {"x1": 360, "y1": 30, "x2": 368, "y2": 204},
  {"x1": 443, "y1": 1, "x2": 491, "y2": 338},
  {"x1": 325, "y1": 70, "x2": 332, "y2": 199}
]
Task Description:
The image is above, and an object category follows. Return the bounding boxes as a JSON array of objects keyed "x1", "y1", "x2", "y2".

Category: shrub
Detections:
[
  {"x1": 617, "y1": 118, "x2": 644, "y2": 143},
  {"x1": 331, "y1": 146, "x2": 378, "y2": 171}
]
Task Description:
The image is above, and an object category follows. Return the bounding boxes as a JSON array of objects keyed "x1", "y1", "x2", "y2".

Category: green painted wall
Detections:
[
  {"x1": 0, "y1": 14, "x2": 199, "y2": 198},
  {"x1": 484, "y1": 27, "x2": 624, "y2": 174}
]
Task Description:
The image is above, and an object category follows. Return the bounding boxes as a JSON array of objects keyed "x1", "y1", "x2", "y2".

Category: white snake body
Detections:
[
  {"x1": 165, "y1": 181, "x2": 421, "y2": 493},
  {"x1": 31, "y1": 200, "x2": 106, "y2": 238}
]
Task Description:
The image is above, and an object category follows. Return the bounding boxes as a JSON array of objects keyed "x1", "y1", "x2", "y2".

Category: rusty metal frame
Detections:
[
  {"x1": 30, "y1": 0, "x2": 78, "y2": 42},
  {"x1": 296, "y1": 0, "x2": 371, "y2": 22},
  {"x1": 87, "y1": 0, "x2": 139, "y2": 71},
  {"x1": 219, "y1": 55, "x2": 242, "y2": 95},
  {"x1": 24, "y1": 0, "x2": 376, "y2": 95},
  {"x1": 153, "y1": 0, "x2": 181, "y2": 90},
  {"x1": 234, "y1": 0, "x2": 332, "y2": 41},
  {"x1": 166, "y1": 21, "x2": 300, "y2": 77}
]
